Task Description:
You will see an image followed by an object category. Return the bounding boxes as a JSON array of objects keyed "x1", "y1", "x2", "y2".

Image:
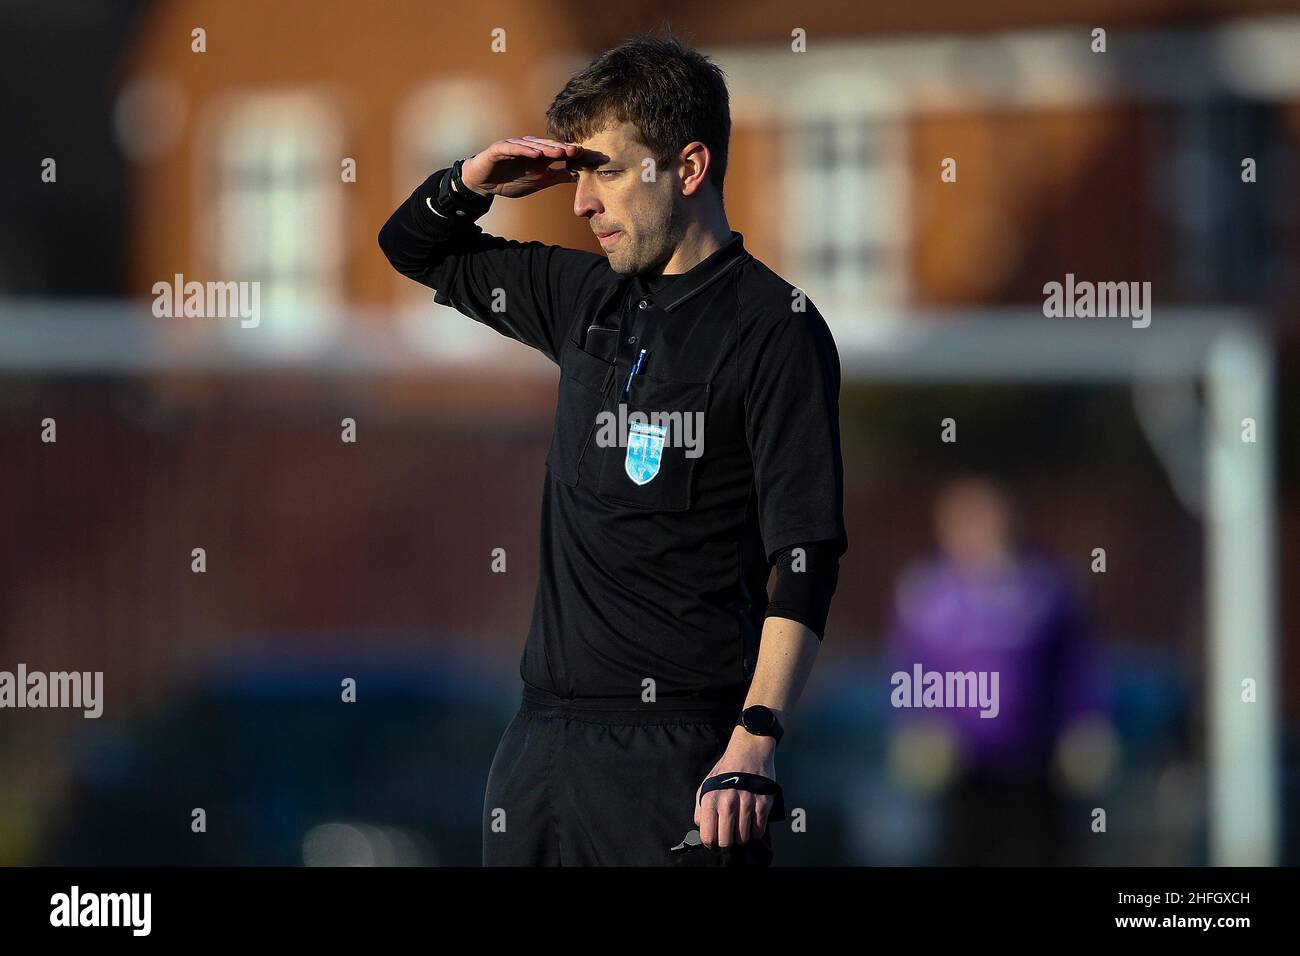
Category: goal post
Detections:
[{"x1": 831, "y1": 307, "x2": 1279, "y2": 867}]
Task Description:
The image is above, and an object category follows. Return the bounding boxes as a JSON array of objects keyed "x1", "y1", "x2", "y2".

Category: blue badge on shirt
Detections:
[{"x1": 624, "y1": 422, "x2": 666, "y2": 486}]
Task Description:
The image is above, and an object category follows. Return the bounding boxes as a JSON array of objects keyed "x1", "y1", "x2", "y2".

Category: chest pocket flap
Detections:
[{"x1": 594, "y1": 373, "x2": 709, "y2": 511}]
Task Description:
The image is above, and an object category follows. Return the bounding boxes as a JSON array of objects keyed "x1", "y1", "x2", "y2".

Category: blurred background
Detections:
[{"x1": 1, "y1": 0, "x2": 1297, "y2": 866}]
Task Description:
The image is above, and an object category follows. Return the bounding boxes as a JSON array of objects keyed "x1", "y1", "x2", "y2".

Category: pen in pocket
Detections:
[{"x1": 625, "y1": 348, "x2": 647, "y2": 397}]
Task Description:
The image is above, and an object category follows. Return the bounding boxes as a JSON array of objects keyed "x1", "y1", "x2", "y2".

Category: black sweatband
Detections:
[
  {"x1": 431, "y1": 158, "x2": 493, "y2": 221},
  {"x1": 764, "y1": 541, "x2": 841, "y2": 640}
]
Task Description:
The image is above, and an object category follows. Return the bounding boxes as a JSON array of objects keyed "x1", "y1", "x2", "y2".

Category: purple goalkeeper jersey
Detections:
[{"x1": 884, "y1": 551, "x2": 1103, "y2": 772}]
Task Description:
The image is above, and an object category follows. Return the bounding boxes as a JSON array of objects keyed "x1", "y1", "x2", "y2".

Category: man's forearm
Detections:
[
  {"x1": 739, "y1": 615, "x2": 821, "y2": 733},
  {"x1": 696, "y1": 615, "x2": 818, "y2": 847}
]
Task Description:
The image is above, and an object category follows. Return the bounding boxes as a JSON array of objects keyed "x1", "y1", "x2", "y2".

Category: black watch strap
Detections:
[
  {"x1": 738, "y1": 705, "x2": 784, "y2": 745},
  {"x1": 432, "y1": 158, "x2": 493, "y2": 221}
]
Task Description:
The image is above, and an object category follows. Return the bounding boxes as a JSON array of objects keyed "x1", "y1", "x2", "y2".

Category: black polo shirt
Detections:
[{"x1": 379, "y1": 170, "x2": 847, "y2": 705}]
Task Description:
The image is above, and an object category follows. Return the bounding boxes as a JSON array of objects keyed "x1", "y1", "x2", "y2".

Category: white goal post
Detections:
[{"x1": 832, "y1": 307, "x2": 1279, "y2": 868}]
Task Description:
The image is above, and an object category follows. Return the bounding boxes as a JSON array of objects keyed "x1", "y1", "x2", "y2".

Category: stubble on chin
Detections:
[{"x1": 607, "y1": 236, "x2": 636, "y2": 275}]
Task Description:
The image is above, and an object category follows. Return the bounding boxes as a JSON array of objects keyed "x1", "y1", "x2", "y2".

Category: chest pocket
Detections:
[
  {"x1": 594, "y1": 372, "x2": 709, "y2": 512},
  {"x1": 546, "y1": 339, "x2": 615, "y2": 487}
]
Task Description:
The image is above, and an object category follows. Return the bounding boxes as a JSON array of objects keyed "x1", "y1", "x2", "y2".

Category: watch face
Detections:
[{"x1": 743, "y1": 706, "x2": 774, "y2": 735}]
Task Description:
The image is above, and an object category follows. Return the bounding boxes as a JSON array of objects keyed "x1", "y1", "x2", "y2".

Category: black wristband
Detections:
[{"x1": 433, "y1": 158, "x2": 493, "y2": 220}]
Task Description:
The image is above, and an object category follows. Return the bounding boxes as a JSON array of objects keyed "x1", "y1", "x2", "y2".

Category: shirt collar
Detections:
[{"x1": 632, "y1": 230, "x2": 748, "y2": 313}]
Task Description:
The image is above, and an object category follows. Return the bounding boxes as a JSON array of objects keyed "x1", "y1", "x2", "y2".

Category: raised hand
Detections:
[{"x1": 459, "y1": 136, "x2": 600, "y2": 200}]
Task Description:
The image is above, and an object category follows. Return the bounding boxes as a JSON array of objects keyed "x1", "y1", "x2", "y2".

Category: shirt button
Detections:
[
  {"x1": 627, "y1": 336, "x2": 637, "y2": 344},
  {"x1": 638, "y1": 300, "x2": 648, "y2": 309}
]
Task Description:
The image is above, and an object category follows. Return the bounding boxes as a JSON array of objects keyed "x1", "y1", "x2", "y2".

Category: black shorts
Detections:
[{"x1": 482, "y1": 686, "x2": 774, "y2": 867}]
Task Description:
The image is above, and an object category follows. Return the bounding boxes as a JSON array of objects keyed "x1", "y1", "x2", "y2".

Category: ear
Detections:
[{"x1": 679, "y1": 142, "x2": 711, "y2": 197}]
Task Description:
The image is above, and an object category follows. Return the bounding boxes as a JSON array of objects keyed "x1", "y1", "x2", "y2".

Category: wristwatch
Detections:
[
  {"x1": 737, "y1": 705, "x2": 784, "y2": 745},
  {"x1": 432, "y1": 157, "x2": 493, "y2": 220}
]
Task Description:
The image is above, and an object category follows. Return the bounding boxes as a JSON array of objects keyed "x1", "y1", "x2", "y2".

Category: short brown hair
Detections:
[{"x1": 545, "y1": 26, "x2": 731, "y2": 201}]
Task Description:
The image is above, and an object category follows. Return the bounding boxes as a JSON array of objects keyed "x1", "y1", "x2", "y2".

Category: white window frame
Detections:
[
  {"x1": 195, "y1": 90, "x2": 344, "y2": 352},
  {"x1": 392, "y1": 79, "x2": 524, "y2": 364}
]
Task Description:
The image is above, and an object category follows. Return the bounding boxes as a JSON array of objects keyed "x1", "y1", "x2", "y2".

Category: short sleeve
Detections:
[{"x1": 742, "y1": 305, "x2": 848, "y2": 562}]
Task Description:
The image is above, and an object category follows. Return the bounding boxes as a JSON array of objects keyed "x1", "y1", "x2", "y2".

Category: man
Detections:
[
  {"x1": 379, "y1": 31, "x2": 846, "y2": 866},
  {"x1": 884, "y1": 475, "x2": 1115, "y2": 864}
]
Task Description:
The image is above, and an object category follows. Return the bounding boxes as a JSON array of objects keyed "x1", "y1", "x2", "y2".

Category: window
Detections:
[
  {"x1": 204, "y1": 93, "x2": 343, "y2": 349},
  {"x1": 392, "y1": 80, "x2": 523, "y2": 363},
  {"x1": 778, "y1": 101, "x2": 910, "y2": 310}
]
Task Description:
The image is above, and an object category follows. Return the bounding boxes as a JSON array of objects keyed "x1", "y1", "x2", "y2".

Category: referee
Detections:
[{"x1": 379, "y1": 31, "x2": 846, "y2": 866}]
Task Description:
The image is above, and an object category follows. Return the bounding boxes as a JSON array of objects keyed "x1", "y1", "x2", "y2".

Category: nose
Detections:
[{"x1": 573, "y1": 174, "x2": 602, "y2": 220}]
